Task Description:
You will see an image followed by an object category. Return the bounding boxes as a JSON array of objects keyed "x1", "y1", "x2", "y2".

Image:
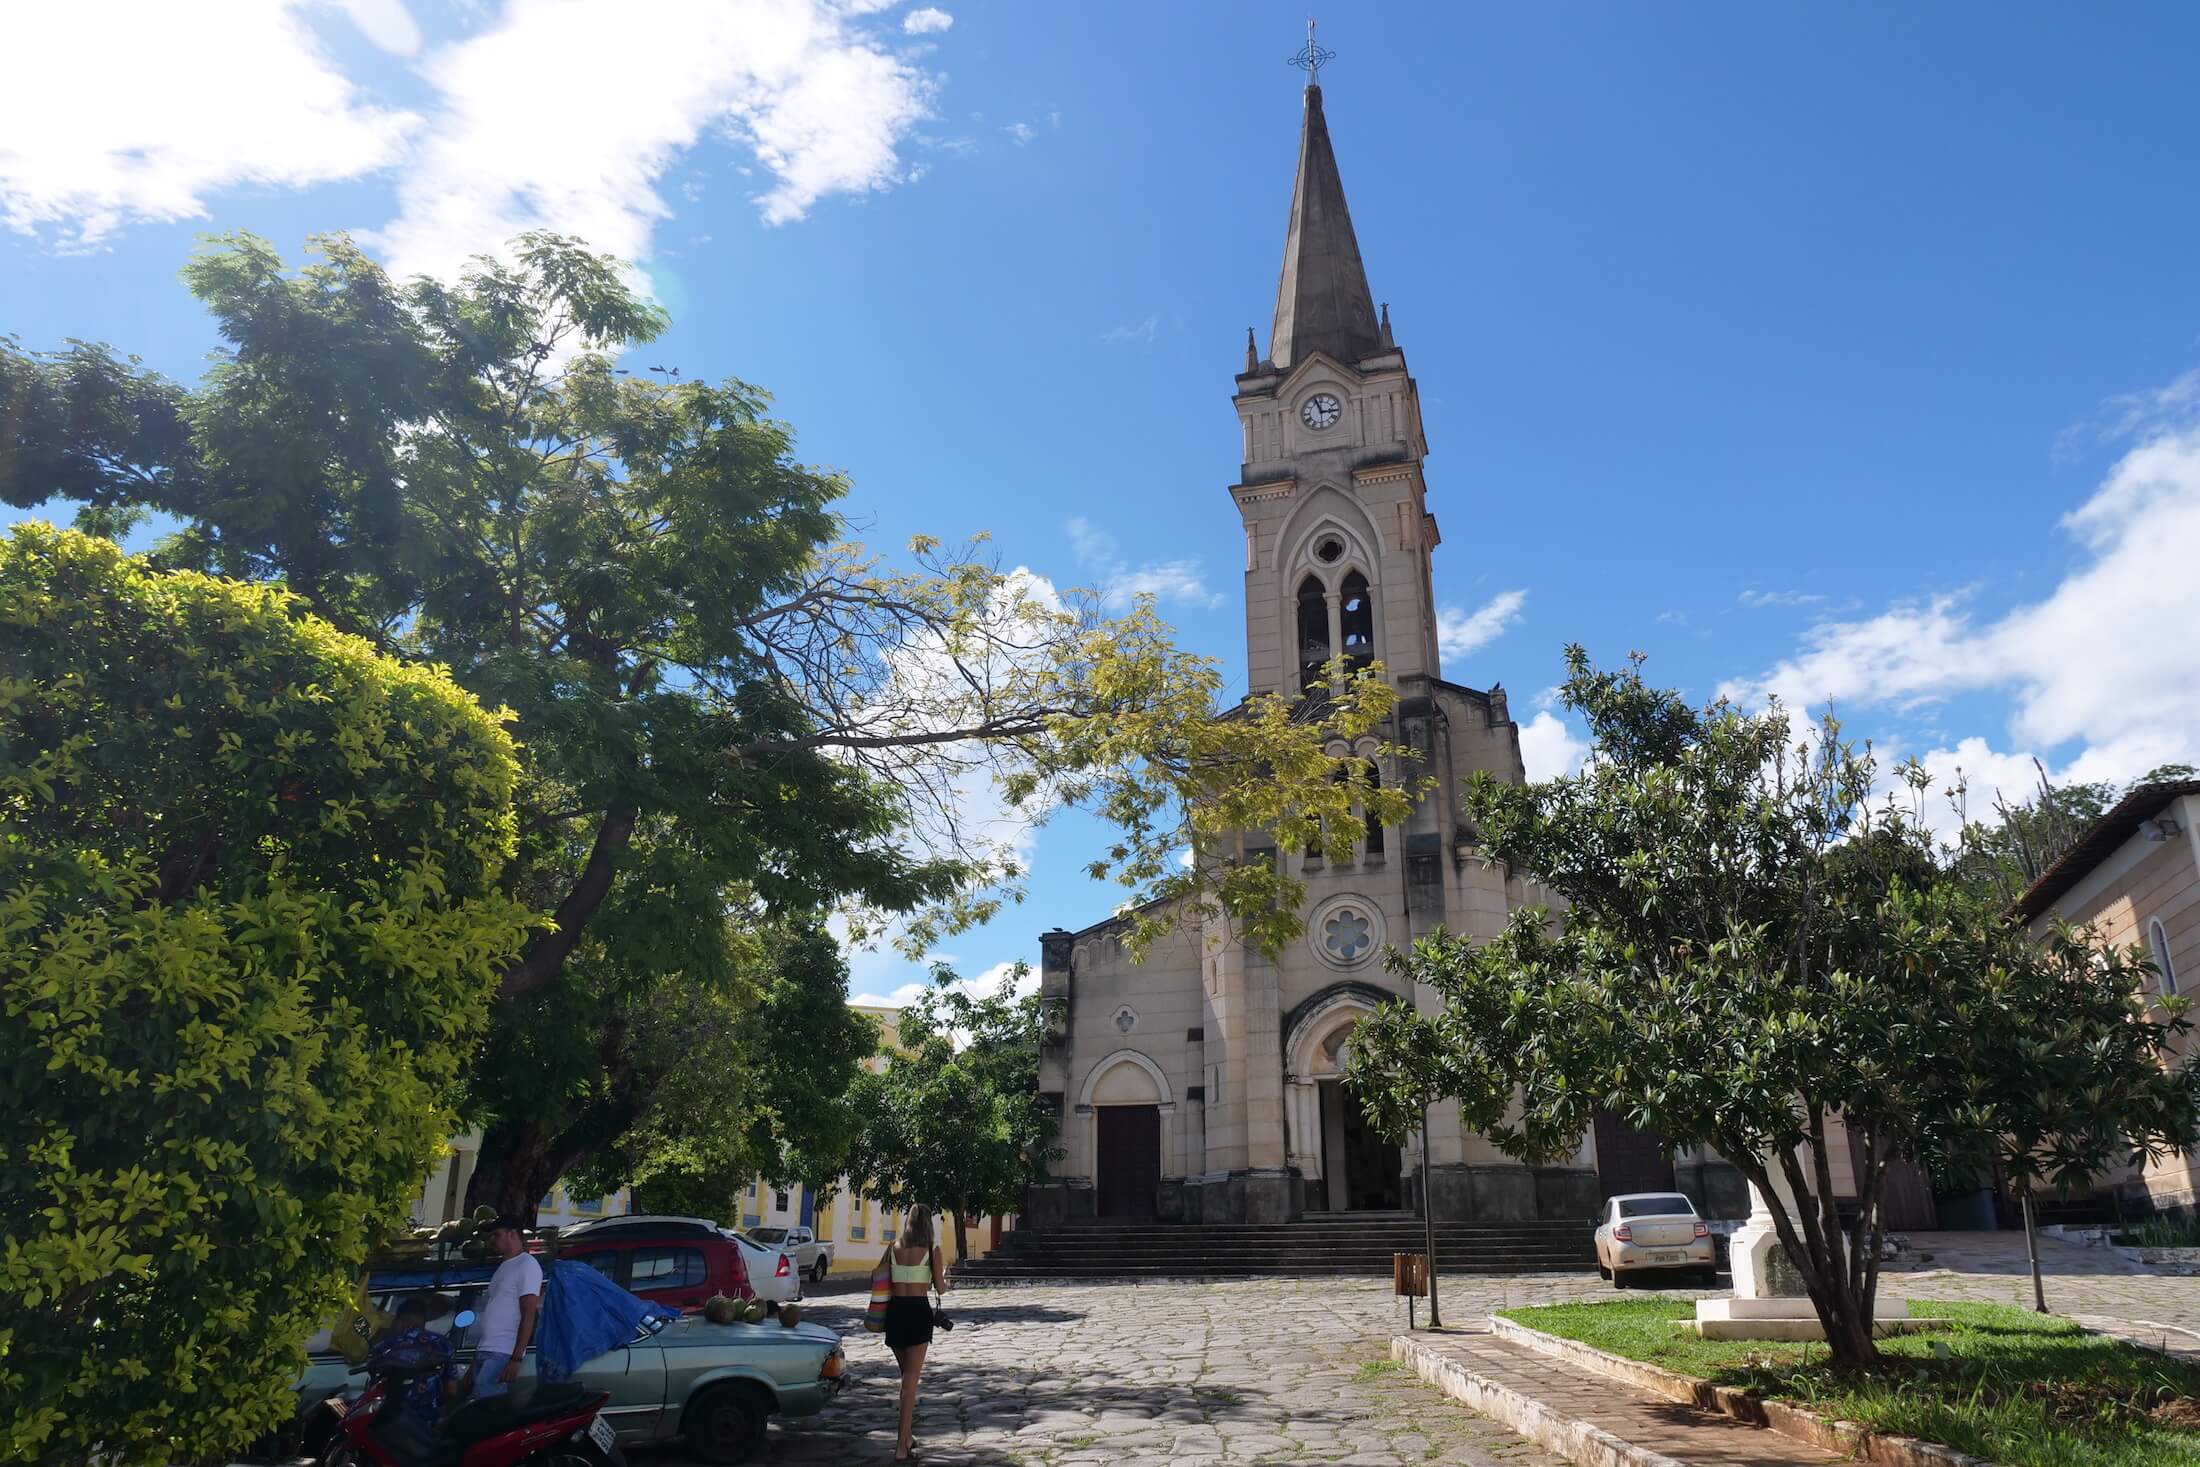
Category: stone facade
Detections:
[{"x1": 1028, "y1": 84, "x2": 1604, "y2": 1228}]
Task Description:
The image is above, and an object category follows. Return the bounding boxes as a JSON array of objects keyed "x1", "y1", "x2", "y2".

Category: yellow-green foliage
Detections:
[{"x1": 0, "y1": 525, "x2": 535, "y2": 1465}]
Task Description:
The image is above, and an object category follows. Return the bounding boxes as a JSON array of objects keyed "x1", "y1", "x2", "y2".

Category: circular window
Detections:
[
  {"x1": 1315, "y1": 536, "x2": 1345, "y2": 564},
  {"x1": 1308, "y1": 894, "x2": 1385, "y2": 971}
]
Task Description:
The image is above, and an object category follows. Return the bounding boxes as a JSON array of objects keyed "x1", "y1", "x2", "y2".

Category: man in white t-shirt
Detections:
[{"x1": 467, "y1": 1215, "x2": 542, "y2": 1399}]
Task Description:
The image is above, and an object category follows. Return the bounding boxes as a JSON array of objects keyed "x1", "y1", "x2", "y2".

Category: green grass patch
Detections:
[
  {"x1": 1496, "y1": 1297, "x2": 2200, "y2": 1467},
  {"x1": 1357, "y1": 1358, "x2": 1405, "y2": 1381}
]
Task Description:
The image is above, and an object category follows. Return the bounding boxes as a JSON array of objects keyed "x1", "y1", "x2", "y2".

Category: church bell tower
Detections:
[{"x1": 1231, "y1": 82, "x2": 1443, "y2": 701}]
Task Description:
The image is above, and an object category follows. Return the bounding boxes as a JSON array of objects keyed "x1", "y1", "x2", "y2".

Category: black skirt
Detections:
[{"x1": 883, "y1": 1294, "x2": 934, "y2": 1349}]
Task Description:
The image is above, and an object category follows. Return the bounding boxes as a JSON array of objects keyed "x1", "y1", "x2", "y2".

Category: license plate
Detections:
[
  {"x1": 1649, "y1": 1252, "x2": 1682, "y2": 1263},
  {"x1": 588, "y1": 1416, "x2": 617, "y2": 1452}
]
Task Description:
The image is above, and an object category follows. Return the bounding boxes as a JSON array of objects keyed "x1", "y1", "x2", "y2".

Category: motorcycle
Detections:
[{"x1": 325, "y1": 1310, "x2": 624, "y2": 1467}]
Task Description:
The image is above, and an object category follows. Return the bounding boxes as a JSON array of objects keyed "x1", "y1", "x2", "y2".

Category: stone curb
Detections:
[
  {"x1": 1486, "y1": 1314, "x2": 1997, "y2": 1467},
  {"x1": 1390, "y1": 1334, "x2": 1693, "y2": 1467}
]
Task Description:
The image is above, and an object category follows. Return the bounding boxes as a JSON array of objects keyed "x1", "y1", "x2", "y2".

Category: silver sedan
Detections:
[{"x1": 1594, "y1": 1192, "x2": 1717, "y2": 1286}]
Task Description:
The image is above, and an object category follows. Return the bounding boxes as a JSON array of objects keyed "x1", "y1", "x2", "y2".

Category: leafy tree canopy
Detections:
[
  {"x1": 0, "y1": 232, "x2": 1410, "y2": 1213},
  {"x1": 0, "y1": 526, "x2": 532, "y2": 1464},
  {"x1": 558, "y1": 921, "x2": 883, "y2": 1221}
]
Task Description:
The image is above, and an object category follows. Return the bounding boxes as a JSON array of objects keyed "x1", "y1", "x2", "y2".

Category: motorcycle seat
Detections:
[{"x1": 439, "y1": 1382, "x2": 595, "y2": 1448}]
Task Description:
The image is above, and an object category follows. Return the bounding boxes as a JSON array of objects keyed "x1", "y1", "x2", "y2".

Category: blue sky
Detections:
[{"x1": 7, "y1": 2, "x2": 2200, "y2": 1006}]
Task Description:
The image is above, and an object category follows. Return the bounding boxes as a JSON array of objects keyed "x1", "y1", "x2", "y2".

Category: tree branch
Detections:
[{"x1": 498, "y1": 799, "x2": 638, "y2": 999}]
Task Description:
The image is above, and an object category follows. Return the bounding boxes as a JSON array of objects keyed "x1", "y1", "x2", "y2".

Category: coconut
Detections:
[
  {"x1": 703, "y1": 1294, "x2": 742, "y2": 1325},
  {"x1": 743, "y1": 1300, "x2": 769, "y2": 1324},
  {"x1": 473, "y1": 1204, "x2": 498, "y2": 1223},
  {"x1": 778, "y1": 1304, "x2": 803, "y2": 1328}
]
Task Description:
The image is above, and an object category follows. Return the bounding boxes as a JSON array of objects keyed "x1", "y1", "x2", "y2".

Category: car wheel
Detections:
[
  {"x1": 812, "y1": 1257, "x2": 829, "y2": 1284},
  {"x1": 1611, "y1": 1267, "x2": 1630, "y2": 1290},
  {"x1": 1596, "y1": 1262, "x2": 1611, "y2": 1281},
  {"x1": 538, "y1": 1439, "x2": 625, "y2": 1467},
  {"x1": 1698, "y1": 1265, "x2": 1719, "y2": 1287},
  {"x1": 685, "y1": 1380, "x2": 771, "y2": 1464}
]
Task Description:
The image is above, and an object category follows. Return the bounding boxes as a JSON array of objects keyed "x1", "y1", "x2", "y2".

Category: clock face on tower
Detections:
[{"x1": 1300, "y1": 393, "x2": 1342, "y2": 431}]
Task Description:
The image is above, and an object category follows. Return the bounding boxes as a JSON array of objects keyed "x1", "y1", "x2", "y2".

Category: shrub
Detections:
[{"x1": 0, "y1": 526, "x2": 534, "y2": 1464}]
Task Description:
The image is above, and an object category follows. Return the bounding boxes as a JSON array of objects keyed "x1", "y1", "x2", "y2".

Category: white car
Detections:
[
  {"x1": 1594, "y1": 1192, "x2": 1717, "y2": 1286},
  {"x1": 749, "y1": 1225, "x2": 836, "y2": 1284},
  {"x1": 724, "y1": 1226, "x2": 804, "y2": 1303}
]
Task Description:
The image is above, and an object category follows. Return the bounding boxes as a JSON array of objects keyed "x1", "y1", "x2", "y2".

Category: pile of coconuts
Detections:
[{"x1": 704, "y1": 1294, "x2": 802, "y2": 1328}]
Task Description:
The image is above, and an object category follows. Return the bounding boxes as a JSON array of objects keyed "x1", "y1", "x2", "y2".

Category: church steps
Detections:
[{"x1": 952, "y1": 1218, "x2": 1596, "y2": 1282}]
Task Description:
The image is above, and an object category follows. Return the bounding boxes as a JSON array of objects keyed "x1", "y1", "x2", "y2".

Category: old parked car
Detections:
[
  {"x1": 291, "y1": 1271, "x2": 844, "y2": 1463},
  {"x1": 556, "y1": 1215, "x2": 768, "y2": 1309},
  {"x1": 747, "y1": 1225, "x2": 835, "y2": 1284},
  {"x1": 1594, "y1": 1192, "x2": 1717, "y2": 1286}
]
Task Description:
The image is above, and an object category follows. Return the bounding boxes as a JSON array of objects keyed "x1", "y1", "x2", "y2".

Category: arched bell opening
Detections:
[
  {"x1": 1297, "y1": 575, "x2": 1332, "y2": 691},
  {"x1": 1339, "y1": 570, "x2": 1374, "y2": 674}
]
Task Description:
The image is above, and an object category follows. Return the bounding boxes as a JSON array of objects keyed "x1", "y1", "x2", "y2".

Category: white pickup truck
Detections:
[{"x1": 748, "y1": 1224, "x2": 835, "y2": 1283}]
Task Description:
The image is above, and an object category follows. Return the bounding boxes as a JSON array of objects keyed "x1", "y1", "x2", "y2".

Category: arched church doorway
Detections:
[
  {"x1": 1288, "y1": 1003, "x2": 1403, "y2": 1214},
  {"x1": 1083, "y1": 1051, "x2": 1170, "y2": 1220},
  {"x1": 1317, "y1": 1077, "x2": 1402, "y2": 1212}
]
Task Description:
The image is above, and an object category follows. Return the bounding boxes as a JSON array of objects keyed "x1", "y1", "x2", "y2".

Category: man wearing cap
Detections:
[{"x1": 466, "y1": 1214, "x2": 542, "y2": 1399}]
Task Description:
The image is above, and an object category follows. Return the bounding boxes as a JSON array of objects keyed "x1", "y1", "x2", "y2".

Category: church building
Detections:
[{"x1": 1028, "y1": 81, "x2": 1638, "y2": 1228}]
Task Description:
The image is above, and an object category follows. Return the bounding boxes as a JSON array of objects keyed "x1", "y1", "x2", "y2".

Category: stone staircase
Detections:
[{"x1": 951, "y1": 1213, "x2": 1595, "y2": 1284}]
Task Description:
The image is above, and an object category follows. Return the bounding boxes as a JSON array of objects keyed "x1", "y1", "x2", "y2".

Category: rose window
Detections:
[{"x1": 1322, "y1": 908, "x2": 1373, "y2": 963}]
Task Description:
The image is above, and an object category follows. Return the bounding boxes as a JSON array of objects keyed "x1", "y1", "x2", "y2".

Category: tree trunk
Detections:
[
  {"x1": 1736, "y1": 1149, "x2": 1882, "y2": 1368},
  {"x1": 952, "y1": 1207, "x2": 969, "y2": 1262},
  {"x1": 465, "y1": 1117, "x2": 559, "y2": 1223}
]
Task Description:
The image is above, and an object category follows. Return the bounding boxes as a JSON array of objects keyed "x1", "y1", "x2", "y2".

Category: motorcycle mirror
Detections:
[{"x1": 452, "y1": 1309, "x2": 477, "y2": 1329}]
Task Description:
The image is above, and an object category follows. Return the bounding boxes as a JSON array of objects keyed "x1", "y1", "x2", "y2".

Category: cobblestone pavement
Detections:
[
  {"x1": 740, "y1": 1278, "x2": 1597, "y2": 1466},
  {"x1": 631, "y1": 1233, "x2": 2200, "y2": 1466}
]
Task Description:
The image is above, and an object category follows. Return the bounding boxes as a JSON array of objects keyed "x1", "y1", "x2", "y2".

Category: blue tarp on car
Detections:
[{"x1": 536, "y1": 1259, "x2": 679, "y2": 1381}]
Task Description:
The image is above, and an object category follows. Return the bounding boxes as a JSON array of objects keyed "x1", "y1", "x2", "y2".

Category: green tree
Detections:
[
  {"x1": 844, "y1": 966, "x2": 1058, "y2": 1259},
  {"x1": 1379, "y1": 648, "x2": 2200, "y2": 1367},
  {"x1": 0, "y1": 526, "x2": 532, "y2": 1464},
  {"x1": 560, "y1": 922, "x2": 883, "y2": 1222},
  {"x1": 0, "y1": 233, "x2": 1412, "y2": 1216}
]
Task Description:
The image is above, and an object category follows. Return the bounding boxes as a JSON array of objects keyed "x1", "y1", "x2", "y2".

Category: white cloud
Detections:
[
  {"x1": 1738, "y1": 588, "x2": 1827, "y2": 609},
  {"x1": 1436, "y1": 589, "x2": 1528, "y2": 661},
  {"x1": 1517, "y1": 710, "x2": 1590, "y2": 782},
  {"x1": 373, "y1": 0, "x2": 939, "y2": 281},
  {"x1": 1065, "y1": 515, "x2": 1221, "y2": 610},
  {"x1": 336, "y1": 0, "x2": 425, "y2": 54},
  {"x1": 902, "y1": 5, "x2": 953, "y2": 33},
  {"x1": 1100, "y1": 313, "x2": 1160, "y2": 347},
  {"x1": 0, "y1": 1, "x2": 420, "y2": 249},
  {"x1": 1721, "y1": 420, "x2": 2200, "y2": 795},
  {"x1": 2, "y1": 1, "x2": 946, "y2": 277},
  {"x1": 1003, "y1": 121, "x2": 1037, "y2": 146},
  {"x1": 850, "y1": 958, "x2": 1031, "y2": 1012}
]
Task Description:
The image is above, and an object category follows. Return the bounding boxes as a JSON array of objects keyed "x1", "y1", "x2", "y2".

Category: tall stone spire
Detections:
[{"x1": 1268, "y1": 84, "x2": 1381, "y2": 372}]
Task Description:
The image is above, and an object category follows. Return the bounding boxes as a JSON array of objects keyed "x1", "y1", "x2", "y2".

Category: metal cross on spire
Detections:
[{"x1": 1288, "y1": 17, "x2": 1335, "y2": 87}]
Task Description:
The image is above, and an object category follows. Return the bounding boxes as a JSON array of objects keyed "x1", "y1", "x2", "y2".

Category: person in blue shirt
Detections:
[{"x1": 369, "y1": 1294, "x2": 461, "y2": 1461}]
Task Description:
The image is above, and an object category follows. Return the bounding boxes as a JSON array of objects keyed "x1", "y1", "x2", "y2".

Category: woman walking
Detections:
[{"x1": 879, "y1": 1204, "x2": 946, "y2": 1461}]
